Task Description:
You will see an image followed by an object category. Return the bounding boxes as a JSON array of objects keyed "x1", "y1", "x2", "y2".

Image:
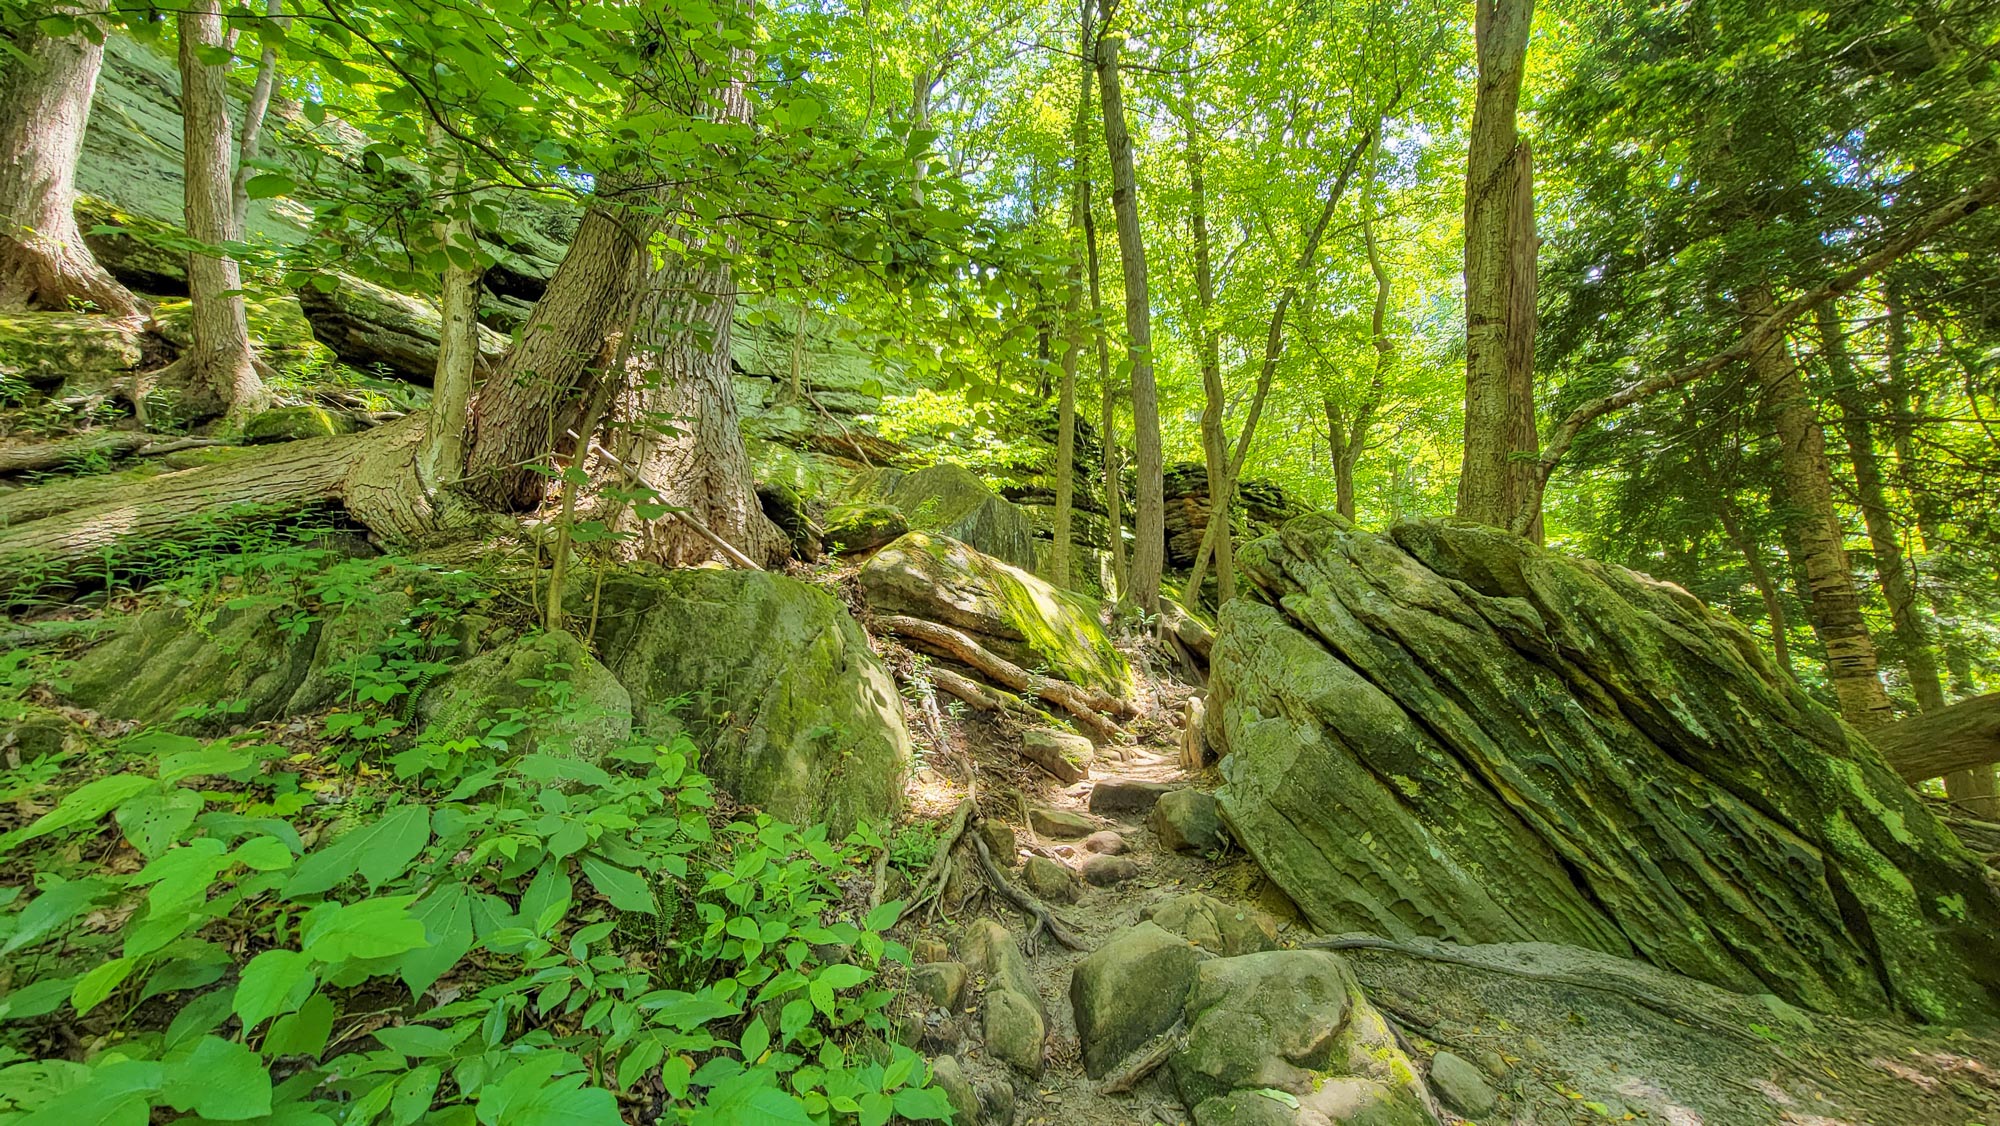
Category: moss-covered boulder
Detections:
[
  {"x1": 65, "y1": 604, "x2": 321, "y2": 731},
  {"x1": 838, "y1": 465, "x2": 1036, "y2": 568},
  {"x1": 415, "y1": 630, "x2": 631, "y2": 760},
  {"x1": 0, "y1": 312, "x2": 143, "y2": 388},
  {"x1": 585, "y1": 567, "x2": 910, "y2": 833},
  {"x1": 1210, "y1": 513, "x2": 2000, "y2": 1023},
  {"x1": 295, "y1": 273, "x2": 510, "y2": 384},
  {"x1": 859, "y1": 532, "x2": 1131, "y2": 697},
  {"x1": 243, "y1": 405, "x2": 356, "y2": 444},
  {"x1": 822, "y1": 502, "x2": 908, "y2": 555}
]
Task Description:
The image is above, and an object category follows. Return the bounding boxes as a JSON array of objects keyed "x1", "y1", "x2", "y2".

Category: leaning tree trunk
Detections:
[
  {"x1": 1327, "y1": 201, "x2": 1391, "y2": 521},
  {"x1": 177, "y1": 0, "x2": 268, "y2": 424},
  {"x1": 1048, "y1": 0, "x2": 1097, "y2": 591},
  {"x1": 1085, "y1": 164, "x2": 1125, "y2": 597},
  {"x1": 227, "y1": 0, "x2": 283, "y2": 239},
  {"x1": 1095, "y1": 14, "x2": 1165, "y2": 614},
  {"x1": 1746, "y1": 286, "x2": 1894, "y2": 729},
  {"x1": 460, "y1": 187, "x2": 657, "y2": 509},
  {"x1": 0, "y1": 0, "x2": 142, "y2": 318},
  {"x1": 1714, "y1": 486, "x2": 1794, "y2": 677},
  {"x1": 416, "y1": 121, "x2": 481, "y2": 500},
  {"x1": 1456, "y1": 0, "x2": 1541, "y2": 541},
  {"x1": 1871, "y1": 694, "x2": 2000, "y2": 785}
]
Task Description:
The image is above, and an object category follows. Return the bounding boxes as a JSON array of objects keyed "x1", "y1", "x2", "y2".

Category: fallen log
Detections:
[
  {"x1": 1870, "y1": 693, "x2": 2000, "y2": 784},
  {"x1": 924, "y1": 666, "x2": 1104, "y2": 741},
  {"x1": 877, "y1": 612, "x2": 1131, "y2": 735},
  {"x1": 0, "y1": 417, "x2": 433, "y2": 595},
  {"x1": 0, "y1": 432, "x2": 223, "y2": 475},
  {"x1": 296, "y1": 273, "x2": 509, "y2": 385}
]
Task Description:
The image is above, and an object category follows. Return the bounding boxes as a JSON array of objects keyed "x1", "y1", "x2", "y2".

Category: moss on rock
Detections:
[
  {"x1": 839, "y1": 464, "x2": 1036, "y2": 568},
  {"x1": 822, "y1": 502, "x2": 908, "y2": 555},
  {"x1": 243, "y1": 405, "x2": 356, "y2": 444}
]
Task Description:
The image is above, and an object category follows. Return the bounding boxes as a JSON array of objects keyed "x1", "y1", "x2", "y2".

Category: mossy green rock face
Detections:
[
  {"x1": 416, "y1": 631, "x2": 631, "y2": 761},
  {"x1": 0, "y1": 312, "x2": 142, "y2": 388},
  {"x1": 243, "y1": 406, "x2": 356, "y2": 444},
  {"x1": 822, "y1": 502, "x2": 908, "y2": 555},
  {"x1": 859, "y1": 532, "x2": 1132, "y2": 698},
  {"x1": 66, "y1": 606, "x2": 320, "y2": 732},
  {"x1": 839, "y1": 465, "x2": 1037, "y2": 569},
  {"x1": 586, "y1": 567, "x2": 909, "y2": 834},
  {"x1": 1211, "y1": 513, "x2": 2000, "y2": 1023}
]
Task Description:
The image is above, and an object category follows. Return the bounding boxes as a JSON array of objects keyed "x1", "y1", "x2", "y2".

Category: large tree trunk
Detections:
[
  {"x1": 227, "y1": 0, "x2": 283, "y2": 240},
  {"x1": 1095, "y1": 15, "x2": 1165, "y2": 614},
  {"x1": 1085, "y1": 167, "x2": 1124, "y2": 596},
  {"x1": 1871, "y1": 694, "x2": 2000, "y2": 786},
  {"x1": 1746, "y1": 286, "x2": 1893, "y2": 729},
  {"x1": 177, "y1": 0, "x2": 268, "y2": 424},
  {"x1": 1181, "y1": 104, "x2": 1233, "y2": 607},
  {"x1": 1456, "y1": 0, "x2": 1541, "y2": 541},
  {"x1": 459, "y1": 191, "x2": 656, "y2": 508},
  {"x1": 1049, "y1": 0, "x2": 1095, "y2": 591},
  {"x1": 0, "y1": 0, "x2": 142, "y2": 319}
]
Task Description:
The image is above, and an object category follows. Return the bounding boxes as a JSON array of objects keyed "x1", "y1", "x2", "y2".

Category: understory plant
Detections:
[{"x1": 0, "y1": 671, "x2": 949, "y2": 1123}]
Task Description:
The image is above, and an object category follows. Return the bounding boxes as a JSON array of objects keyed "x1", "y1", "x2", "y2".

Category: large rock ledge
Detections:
[{"x1": 1207, "y1": 513, "x2": 2000, "y2": 1024}]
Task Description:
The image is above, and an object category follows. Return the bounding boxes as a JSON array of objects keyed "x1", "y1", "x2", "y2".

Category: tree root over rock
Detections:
[{"x1": 877, "y1": 612, "x2": 1128, "y2": 740}]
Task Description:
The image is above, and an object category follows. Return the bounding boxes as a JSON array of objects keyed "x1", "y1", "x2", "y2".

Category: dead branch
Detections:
[{"x1": 1098, "y1": 1018, "x2": 1185, "y2": 1095}]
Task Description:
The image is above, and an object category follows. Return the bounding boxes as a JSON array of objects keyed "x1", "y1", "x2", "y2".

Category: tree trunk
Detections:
[
  {"x1": 1050, "y1": 0, "x2": 1095, "y2": 591},
  {"x1": 1715, "y1": 487, "x2": 1794, "y2": 677},
  {"x1": 1747, "y1": 286, "x2": 1893, "y2": 729},
  {"x1": 416, "y1": 121, "x2": 481, "y2": 498},
  {"x1": 459, "y1": 191, "x2": 655, "y2": 508},
  {"x1": 1095, "y1": 15, "x2": 1165, "y2": 614},
  {"x1": 177, "y1": 0, "x2": 268, "y2": 424},
  {"x1": 1871, "y1": 694, "x2": 2000, "y2": 786},
  {"x1": 1181, "y1": 104, "x2": 1233, "y2": 607},
  {"x1": 0, "y1": 0, "x2": 142, "y2": 318},
  {"x1": 1327, "y1": 202, "x2": 1391, "y2": 522},
  {"x1": 612, "y1": 36, "x2": 783, "y2": 568},
  {"x1": 1083, "y1": 157, "x2": 1124, "y2": 596},
  {"x1": 1456, "y1": 0, "x2": 1541, "y2": 540},
  {"x1": 227, "y1": 0, "x2": 283, "y2": 240}
]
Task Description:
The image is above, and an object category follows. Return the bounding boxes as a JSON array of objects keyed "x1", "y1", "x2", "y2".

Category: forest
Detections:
[{"x1": 0, "y1": 0, "x2": 1998, "y2": 1122}]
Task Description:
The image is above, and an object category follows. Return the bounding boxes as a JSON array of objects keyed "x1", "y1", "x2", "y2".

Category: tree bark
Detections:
[
  {"x1": 1181, "y1": 102, "x2": 1233, "y2": 607},
  {"x1": 1095, "y1": 15, "x2": 1165, "y2": 614},
  {"x1": 1746, "y1": 286, "x2": 1893, "y2": 729},
  {"x1": 1049, "y1": 0, "x2": 1095, "y2": 591},
  {"x1": 1326, "y1": 202, "x2": 1391, "y2": 521},
  {"x1": 460, "y1": 190, "x2": 657, "y2": 508},
  {"x1": 0, "y1": 0, "x2": 142, "y2": 318},
  {"x1": 1086, "y1": 176, "x2": 1124, "y2": 597},
  {"x1": 613, "y1": 32, "x2": 783, "y2": 568},
  {"x1": 417, "y1": 121, "x2": 481, "y2": 498},
  {"x1": 177, "y1": 0, "x2": 268, "y2": 424},
  {"x1": 1871, "y1": 695, "x2": 2000, "y2": 786},
  {"x1": 1457, "y1": 0, "x2": 1541, "y2": 540},
  {"x1": 1714, "y1": 487, "x2": 1793, "y2": 677}
]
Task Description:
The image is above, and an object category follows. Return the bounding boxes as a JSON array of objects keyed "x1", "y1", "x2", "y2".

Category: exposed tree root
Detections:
[
  {"x1": 924, "y1": 666, "x2": 1105, "y2": 741},
  {"x1": 969, "y1": 822, "x2": 1085, "y2": 952},
  {"x1": 1098, "y1": 1018, "x2": 1185, "y2": 1095},
  {"x1": 896, "y1": 798, "x2": 974, "y2": 926},
  {"x1": 877, "y1": 612, "x2": 1130, "y2": 735}
]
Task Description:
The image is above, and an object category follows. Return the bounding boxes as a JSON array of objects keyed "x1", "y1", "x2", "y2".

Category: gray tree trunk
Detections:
[
  {"x1": 227, "y1": 0, "x2": 284, "y2": 240},
  {"x1": 1181, "y1": 103, "x2": 1233, "y2": 607},
  {"x1": 177, "y1": 0, "x2": 268, "y2": 423},
  {"x1": 417, "y1": 121, "x2": 481, "y2": 498},
  {"x1": 1456, "y1": 0, "x2": 1541, "y2": 540},
  {"x1": 1095, "y1": 15, "x2": 1165, "y2": 614},
  {"x1": 0, "y1": 0, "x2": 142, "y2": 318}
]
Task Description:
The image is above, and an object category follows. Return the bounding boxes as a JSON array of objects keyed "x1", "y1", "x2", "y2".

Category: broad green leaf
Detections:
[
  {"x1": 372, "y1": 1022, "x2": 465, "y2": 1059},
  {"x1": 134, "y1": 838, "x2": 231, "y2": 918},
  {"x1": 579, "y1": 854, "x2": 654, "y2": 914},
  {"x1": 388, "y1": 1064, "x2": 441, "y2": 1125},
  {"x1": 3, "y1": 877, "x2": 114, "y2": 955},
  {"x1": 399, "y1": 884, "x2": 475, "y2": 999},
  {"x1": 71, "y1": 957, "x2": 134, "y2": 1014},
  {"x1": 114, "y1": 788, "x2": 203, "y2": 857},
  {"x1": 815, "y1": 964, "x2": 871, "y2": 990},
  {"x1": 0, "y1": 774, "x2": 153, "y2": 855},
  {"x1": 232, "y1": 835, "x2": 294, "y2": 871},
  {"x1": 286, "y1": 805, "x2": 430, "y2": 897},
  {"x1": 892, "y1": 1085, "x2": 953, "y2": 1119},
  {"x1": 15, "y1": 1058, "x2": 161, "y2": 1126},
  {"x1": 262, "y1": 992, "x2": 334, "y2": 1059},
  {"x1": 233, "y1": 949, "x2": 316, "y2": 1031},
  {"x1": 244, "y1": 173, "x2": 297, "y2": 199},
  {"x1": 635, "y1": 989, "x2": 740, "y2": 1030},
  {"x1": 158, "y1": 744, "x2": 253, "y2": 784},
  {"x1": 160, "y1": 1035, "x2": 272, "y2": 1121},
  {"x1": 301, "y1": 896, "x2": 427, "y2": 962}
]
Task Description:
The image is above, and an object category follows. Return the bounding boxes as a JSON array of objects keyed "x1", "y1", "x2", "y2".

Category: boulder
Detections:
[
  {"x1": 1193, "y1": 1081, "x2": 1429, "y2": 1126},
  {"x1": 586, "y1": 567, "x2": 911, "y2": 833},
  {"x1": 1162, "y1": 461, "x2": 1307, "y2": 569},
  {"x1": 243, "y1": 405, "x2": 356, "y2": 444},
  {"x1": 928, "y1": 1056, "x2": 982, "y2": 1125},
  {"x1": 1427, "y1": 1051, "x2": 1497, "y2": 1117},
  {"x1": 1022, "y1": 857, "x2": 1080, "y2": 904},
  {"x1": 1081, "y1": 830, "x2": 1127, "y2": 855},
  {"x1": 961, "y1": 919, "x2": 1038, "y2": 1001},
  {"x1": 1151, "y1": 789, "x2": 1226, "y2": 853},
  {"x1": 859, "y1": 532, "x2": 1132, "y2": 697},
  {"x1": 1028, "y1": 807, "x2": 1096, "y2": 839},
  {"x1": 1080, "y1": 854, "x2": 1140, "y2": 887},
  {"x1": 975, "y1": 820, "x2": 1017, "y2": 863},
  {"x1": 1068, "y1": 922, "x2": 1202, "y2": 1078},
  {"x1": 822, "y1": 502, "x2": 908, "y2": 555},
  {"x1": 1021, "y1": 728, "x2": 1093, "y2": 782},
  {"x1": 0, "y1": 311, "x2": 143, "y2": 388},
  {"x1": 1210, "y1": 514, "x2": 2000, "y2": 1022},
  {"x1": 296, "y1": 272, "x2": 511, "y2": 384},
  {"x1": 981, "y1": 987, "x2": 1045, "y2": 1076},
  {"x1": 840, "y1": 464, "x2": 1037, "y2": 568},
  {"x1": 1170, "y1": 950, "x2": 1427, "y2": 1118},
  {"x1": 1088, "y1": 778, "x2": 1177, "y2": 815},
  {"x1": 415, "y1": 630, "x2": 631, "y2": 759},
  {"x1": 1143, "y1": 892, "x2": 1279, "y2": 956},
  {"x1": 911, "y1": 962, "x2": 969, "y2": 1011},
  {"x1": 66, "y1": 604, "x2": 319, "y2": 731}
]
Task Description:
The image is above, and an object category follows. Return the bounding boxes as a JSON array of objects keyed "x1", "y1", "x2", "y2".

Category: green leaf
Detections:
[
  {"x1": 389, "y1": 1064, "x2": 442, "y2": 1125},
  {"x1": 892, "y1": 1085, "x2": 953, "y2": 1119},
  {"x1": 740, "y1": 1016, "x2": 771, "y2": 1063},
  {"x1": 301, "y1": 896, "x2": 427, "y2": 962},
  {"x1": 815, "y1": 964, "x2": 871, "y2": 990},
  {"x1": 233, "y1": 949, "x2": 316, "y2": 1031},
  {"x1": 71, "y1": 957, "x2": 134, "y2": 1014},
  {"x1": 400, "y1": 884, "x2": 475, "y2": 999},
  {"x1": 0, "y1": 774, "x2": 153, "y2": 855},
  {"x1": 635, "y1": 988, "x2": 740, "y2": 1030},
  {"x1": 779, "y1": 997, "x2": 813, "y2": 1043},
  {"x1": 261, "y1": 992, "x2": 334, "y2": 1059},
  {"x1": 161, "y1": 1035, "x2": 272, "y2": 1121},
  {"x1": 372, "y1": 1023, "x2": 465, "y2": 1059},
  {"x1": 158, "y1": 743, "x2": 253, "y2": 783},
  {"x1": 286, "y1": 805, "x2": 430, "y2": 897},
  {"x1": 244, "y1": 173, "x2": 297, "y2": 199},
  {"x1": 232, "y1": 836, "x2": 294, "y2": 871},
  {"x1": 114, "y1": 787, "x2": 203, "y2": 857},
  {"x1": 862, "y1": 900, "x2": 902, "y2": 932},
  {"x1": 15, "y1": 1058, "x2": 161, "y2": 1126},
  {"x1": 3, "y1": 877, "x2": 114, "y2": 955},
  {"x1": 580, "y1": 854, "x2": 655, "y2": 914}
]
